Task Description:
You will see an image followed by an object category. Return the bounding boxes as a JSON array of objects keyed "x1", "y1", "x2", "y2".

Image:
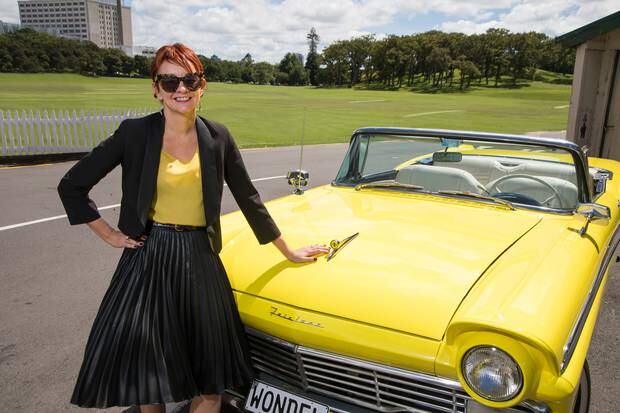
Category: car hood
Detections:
[{"x1": 221, "y1": 187, "x2": 541, "y2": 340}]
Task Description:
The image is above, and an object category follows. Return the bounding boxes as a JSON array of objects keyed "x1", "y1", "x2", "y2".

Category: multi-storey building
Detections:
[{"x1": 17, "y1": 0, "x2": 132, "y2": 48}]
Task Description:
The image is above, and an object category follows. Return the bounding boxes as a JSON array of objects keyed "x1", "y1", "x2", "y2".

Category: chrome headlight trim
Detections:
[{"x1": 462, "y1": 345, "x2": 524, "y2": 402}]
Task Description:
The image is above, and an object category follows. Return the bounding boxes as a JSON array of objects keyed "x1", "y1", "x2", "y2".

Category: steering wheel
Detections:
[{"x1": 487, "y1": 174, "x2": 563, "y2": 208}]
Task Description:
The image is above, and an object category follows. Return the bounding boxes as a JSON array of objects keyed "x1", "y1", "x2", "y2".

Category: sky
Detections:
[{"x1": 1, "y1": 0, "x2": 618, "y2": 63}]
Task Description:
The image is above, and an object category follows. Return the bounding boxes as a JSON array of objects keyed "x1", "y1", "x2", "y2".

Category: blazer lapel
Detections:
[
  {"x1": 136, "y1": 113, "x2": 164, "y2": 228},
  {"x1": 196, "y1": 117, "x2": 220, "y2": 227}
]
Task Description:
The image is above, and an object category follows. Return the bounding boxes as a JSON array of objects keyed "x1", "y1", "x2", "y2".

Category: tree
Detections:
[
  {"x1": 0, "y1": 26, "x2": 574, "y2": 85},
  {"x1": 80, "y1": 42, "x2": 105, "y2": 74},
  {"x1": 240, "y1": 53, "x2": 254, "y2": 66},
  {"x1": 504, "y1": 32, "x2": 543, "y2": 84},
  {"x1": 203, "y1": 56, "x2": 223, "y2": 81},
  {"x1": 279, "y1": 52, "x2": 307, "y2": 85},
  {"x1": 305, "y1": 27, "x2": 320, "y2": 86},
  {"x1": 220, "y1": 60, "x2": 242, "y2": 82},
  {"x1": 0, "y1": 37, "x2": 13, "y2": 71},
  {"x1": 121, "y1": 54, "x2": 134, "y2": 75},
  {"x1": 321, "y1": 41, "x2": 349, "y2": 86},
  {"x1": 133, "y1": 55, "x2": 151, "y2": 77},
  {"x1": 454, "y1": 55, "x2": 480, "y2": 89},
  {"x1": 482, "y1": 28, "x2": 510, "y2": 86},
  {"x1": 428, "y1": 47, "x2": 451, "y2": 86},
  {"x1": 347, "y1": 35, "x2": 373, "y2": 86},
  {"x1": 239, "y1": 53, "x2": 254, "y2": 82},
  {"x1": 253, "y1": 62, "x2": 275, "y2": 84},
  {"x1": 101, "y1": 48, "x2": 124, "y2": 75}
]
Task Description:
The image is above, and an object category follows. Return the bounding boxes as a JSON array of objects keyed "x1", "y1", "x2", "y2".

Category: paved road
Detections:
[{"x1": 0, "y1": 143, "x2": 618, "y2": 413}]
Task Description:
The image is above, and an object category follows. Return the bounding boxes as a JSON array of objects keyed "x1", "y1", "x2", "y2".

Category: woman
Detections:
[{"x1": 58, "y1": 43, "x2": 328, "y2": 413}]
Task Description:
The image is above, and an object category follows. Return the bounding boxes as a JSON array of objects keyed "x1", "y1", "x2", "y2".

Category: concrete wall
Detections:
[
  {"x1": 567, "y1": 27, "x2": 620, "y2": 160},
  {"x1": 86, "y1": 0, "x2": 101, "y2": 46},
  {"x1": 121, "y1": 6, "x2": 132, "y2": 47}
]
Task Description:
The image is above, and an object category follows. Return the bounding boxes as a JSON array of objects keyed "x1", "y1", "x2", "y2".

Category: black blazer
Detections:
[{"x1": 58, "y1": 112, "x2": 281, "y2": 253}]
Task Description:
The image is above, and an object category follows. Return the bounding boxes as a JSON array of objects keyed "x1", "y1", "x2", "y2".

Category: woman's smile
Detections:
[{"x1": 173, "y1": 95, "x2": 192, "y2": 104}]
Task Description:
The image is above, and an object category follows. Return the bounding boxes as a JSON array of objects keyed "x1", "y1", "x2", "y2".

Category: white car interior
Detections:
[
  {"x1": 396, "y1": 164, "x2": 486, "y2": 194},
  {"x1": 395, "y1": 154, "x2": 580, "y2": 209}
]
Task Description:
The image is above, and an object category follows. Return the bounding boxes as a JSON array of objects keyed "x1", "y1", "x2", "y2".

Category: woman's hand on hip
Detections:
[
  {"x1": 86, "y1": 218, "x2": 145, "y2": 248},
  {"x1": 105, "y1": 230, "x2": 145, "y2": 249}
]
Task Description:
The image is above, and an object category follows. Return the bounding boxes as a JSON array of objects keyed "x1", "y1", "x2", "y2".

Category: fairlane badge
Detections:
[{"x1": 270, "y1": 306, "x2": 324, "y2": 328}]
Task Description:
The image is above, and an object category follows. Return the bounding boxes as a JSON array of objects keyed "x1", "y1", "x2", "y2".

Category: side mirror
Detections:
[
  {"x1": 575, "y1": 203, "x2": 610, "y2": 236},
  {"x1": 287, "y1": 170, "x2": 309, "y2": 195}
]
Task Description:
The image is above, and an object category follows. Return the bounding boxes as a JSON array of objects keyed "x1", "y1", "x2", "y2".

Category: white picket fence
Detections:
[{"x1": 0, "y1": 109, "x2": 152, "y2": 156}]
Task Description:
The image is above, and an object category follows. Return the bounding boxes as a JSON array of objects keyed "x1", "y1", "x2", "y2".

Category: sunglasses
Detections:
[{"x1": 155, "y1": 73, "x2": 204, "y2": 93}]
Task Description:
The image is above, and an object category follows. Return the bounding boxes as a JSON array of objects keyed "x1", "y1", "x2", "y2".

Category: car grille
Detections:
[{"x1": 246, "y1": 328, "x2": 536, "y2": 413}]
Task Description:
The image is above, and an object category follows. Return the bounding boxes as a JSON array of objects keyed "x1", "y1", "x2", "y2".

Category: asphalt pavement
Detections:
[{"x1": 0, "y1": 142, "x2": 618, "y2": 413}]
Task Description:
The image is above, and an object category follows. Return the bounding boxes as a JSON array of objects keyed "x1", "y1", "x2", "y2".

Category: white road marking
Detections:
[
  {"x1": 554, "y1": 105, "x2": 569, "y2": 109},
  {"x1": 0, "y1": 175, "x2": 286, "y2": 232},
  {"x1": 403, "y1": 110, "x2": 463, "y2": 118},
  {"x1": 349, "y1": 99, "x2": 386, "y2": 104},
  {"x1": 245, "y1": 175, "x2": 286, "y2": 183}
]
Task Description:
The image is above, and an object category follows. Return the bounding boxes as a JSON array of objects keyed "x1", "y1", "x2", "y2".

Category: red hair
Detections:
[{"x1": 150, "y1": 43, "x2": 205, "y2": 80}]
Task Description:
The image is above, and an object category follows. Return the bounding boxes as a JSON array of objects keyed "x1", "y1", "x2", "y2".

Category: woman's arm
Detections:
[
  {"x1": 223, "y1": 130, "x2": 281, "y2": 243},
  {"x1": 57, "y1": 121, "x2": 127, "y2": 225},
  {"x1": 222, "y1": 129, "x2": 328, "y2": 262}
]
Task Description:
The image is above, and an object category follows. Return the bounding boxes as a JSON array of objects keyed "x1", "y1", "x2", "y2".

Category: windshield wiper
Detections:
[
  {"x1": 355, "y1": 180, "x2": 427, "y2": 192},
  {"x1": 436, "y1": 190, "x2": 515, "y2": 210}
]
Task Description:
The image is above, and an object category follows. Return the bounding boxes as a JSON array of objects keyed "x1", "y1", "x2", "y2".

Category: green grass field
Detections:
[{"x1": 0, "y1": 73, "x2": 572, "y2": 147}]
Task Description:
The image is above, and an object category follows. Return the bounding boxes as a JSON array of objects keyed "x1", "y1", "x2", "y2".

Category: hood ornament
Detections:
[{"x1": 327, "y1": 232, "x2": 359, "y2": 261}]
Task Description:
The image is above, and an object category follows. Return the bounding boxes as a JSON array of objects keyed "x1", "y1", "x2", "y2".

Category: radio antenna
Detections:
[
  {"x1": 298, "y1": 108, "x2": 306, "y2": 172},
  {"x1": 286, "y1": 107, "x2": 310, "y2": 195}
]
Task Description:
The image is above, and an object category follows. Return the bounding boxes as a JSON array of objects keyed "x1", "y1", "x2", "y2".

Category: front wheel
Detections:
[{"x1": 573, "y1": 360, "x2": 591, "y2": 413}]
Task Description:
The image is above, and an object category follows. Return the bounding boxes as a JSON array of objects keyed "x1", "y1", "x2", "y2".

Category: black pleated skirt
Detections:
[{"x1": 71, "y1": 225, "x2": 254, "y2": 408}]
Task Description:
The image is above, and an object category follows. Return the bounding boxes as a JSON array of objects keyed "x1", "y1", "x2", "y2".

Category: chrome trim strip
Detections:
[
  {"x1": 378, "y1": 381, "x2": 462, "y2": 405},
  {"x1": 305, "y1": 384, "x2": 415, "y2": 413},
  {"x1": 377, "y1": 375, "x2": 458, "y2": 398},
  {"x1": 249, "y1": 345, "x2": 297, "y2": 365},
  {"x1": 297, "y1": 346, "x2": 462, "y2": 390},
  {"x1": 561, "y1": 221, "x2": 620, "y2": 372},
  {"x1": 246, "y1": 327, "x2": 546, "y2": 413},
  {"x1": 250, "y1": 354, "x2": 299, "y2": 377},
  {"x1": 372, "y1": 370, "x2": 381, "y2": 409},
  {"x1": 307, "y1": 377, "x2": 376, "y2": 400},
  {"x1": 305, "y1": 371, "x2": 376, "y2": 394},
  {"x1": 250, "y1": 362, "x2": 302, "y2": 385},
  {"x1": 248, "y1": 329, "x2": 297, "y2": 350},
  {"x1": 304, "y1": 363, "x2": 376, "y2": 386}
]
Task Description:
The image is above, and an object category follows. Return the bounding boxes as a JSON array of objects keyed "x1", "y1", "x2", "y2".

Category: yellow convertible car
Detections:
[{"x1": 220, "y1": 128, "x2": 619, "y2": 413}]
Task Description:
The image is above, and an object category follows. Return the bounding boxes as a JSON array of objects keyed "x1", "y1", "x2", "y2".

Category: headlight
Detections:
[{"x1": 462, "y1": 346, "x2": 523, "y2": 402}]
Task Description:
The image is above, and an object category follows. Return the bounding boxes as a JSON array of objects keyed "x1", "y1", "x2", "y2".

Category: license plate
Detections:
[{"x1": 245, "y1": 380, "x2": 330, "y2": 413}]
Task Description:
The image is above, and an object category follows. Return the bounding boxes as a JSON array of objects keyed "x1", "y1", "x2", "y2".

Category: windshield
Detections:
[{"x1": 335, "y1": 134, "x2": 581, "y2": 210}]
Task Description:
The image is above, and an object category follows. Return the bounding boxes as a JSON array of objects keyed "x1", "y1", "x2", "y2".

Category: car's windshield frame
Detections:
[{"x1": 332, "y1": 128, "x2": 592, "y2": 213}]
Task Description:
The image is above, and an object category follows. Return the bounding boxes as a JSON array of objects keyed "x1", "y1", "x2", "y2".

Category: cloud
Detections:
[
  {"x1": 0, "y1": 0, "x2": 617, "y2": 62},
  {"x1": 438, "y1": 0, "x2": 619, "y2": 36},
  {"x1": 0, "y1": 0, "x2": 19, "y2": 23},
  {"x1": 129, "y1": 0, "x2": 619, "y2": 62}
]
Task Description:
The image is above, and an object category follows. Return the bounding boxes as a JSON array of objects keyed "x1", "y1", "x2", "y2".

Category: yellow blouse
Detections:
[{"x1": 149, "y1": 150, "x2": 206, "y2": 226}]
